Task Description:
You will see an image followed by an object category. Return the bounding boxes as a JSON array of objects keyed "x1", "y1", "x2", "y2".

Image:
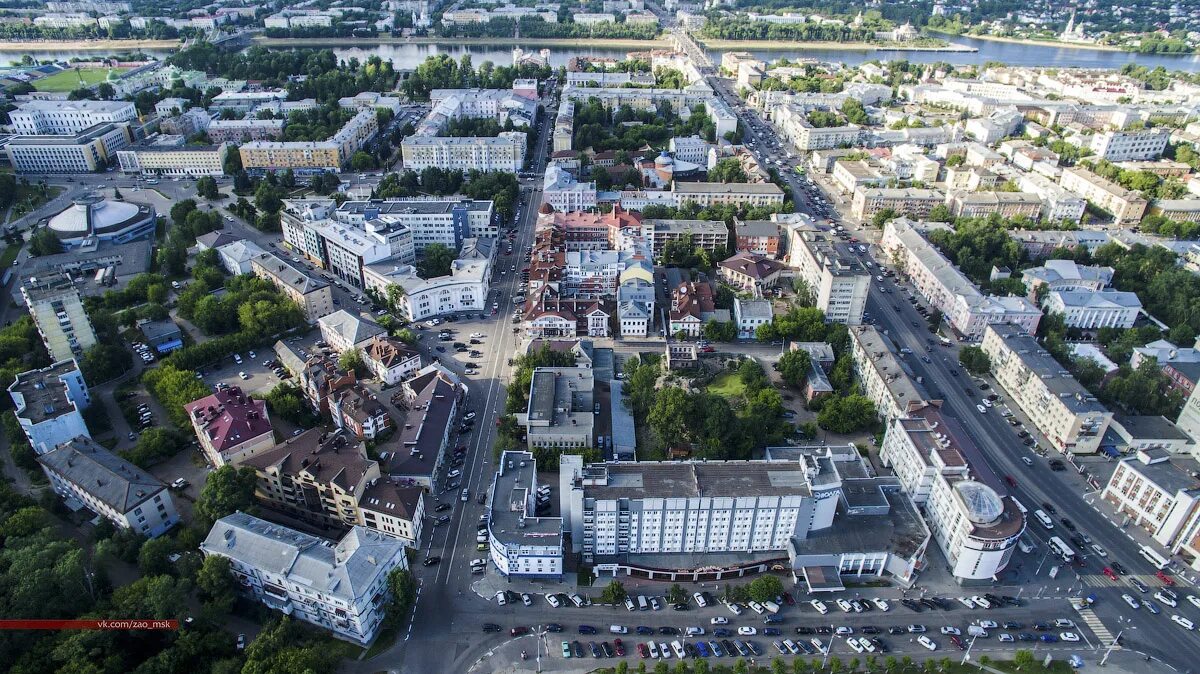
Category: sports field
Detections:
[{"x1": 33, "y1": 67, "x2": 129, "y2": 92}]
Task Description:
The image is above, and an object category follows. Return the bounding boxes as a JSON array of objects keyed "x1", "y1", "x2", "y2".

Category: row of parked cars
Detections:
[{"x1": 131, "y1": 342, "x2": 155, "y2": 365}]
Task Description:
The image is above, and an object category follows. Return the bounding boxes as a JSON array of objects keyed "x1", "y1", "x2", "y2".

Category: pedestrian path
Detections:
[
  {"x1": 1076, "y1": 606, "x2": 1118, "y2": 648},
  {"x1": 1079, "y1": 572, "x2": 1164, "y2": 590}
]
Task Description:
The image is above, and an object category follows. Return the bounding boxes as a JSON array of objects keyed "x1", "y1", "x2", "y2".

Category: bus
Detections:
[
  {"x1": 1139, "y1": 544, "x2": 1170, "y2": 570},
  {"x1": 1011, "y1": 497, "x2": 1028, "y2": 515},
  {"x1": 1033, "y1": 509, "x2": 1054, "y2": 529},
  {"x1": 1048, "y1": 536, "x2": 1076, "y2": 562}
]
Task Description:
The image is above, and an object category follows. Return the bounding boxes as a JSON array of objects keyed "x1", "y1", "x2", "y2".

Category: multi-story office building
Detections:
[
  {"x1": 184, "y1": 386, "x2": 275, "y2": 467},
  {"x1": 201, "y1": 512, "x2": 408, "y2": 645},
  {"x1": 239, "y1": 109, "x2": 377, "y2": 174},
  {"x1": 250, "y1": 252, "x2": 335, "y2": 323},
  {"x1": 879, "y1": 409, "x2": 1025, "y2": 581},
  {"x1": 39, "y1": 436, "x2": 179, "y2": 538},
  {"x1": 673, "y1": 181, "x2": 785, "y2": 208},
  {"x1": 1088, "y1": 128, "x2": 1170, "y2": 162},
  {"x1": 1102, "y1": 449, "x2": 1200, "y2": 552},
  {"x1": 8, "y1": 100, "x2": 137, "y2": 135},
  {"x1": 21, "y1": 273, "x2": 98, "y2": 363},
  {"x1": 211, "y1": 90, "x2": 289, "y2": 113},
  {"x1": 336, "y1": 198, "x2": 495, "y2": 251},
  {"x1": 981, "y1": 323, "x2": 1112, "y2": 454},
  {"x1": 6, "y1": 122, "x2": 134, "y2": 173},
  {"x1": 207, "y1": 118, "x2": 286, "y2": 143},
  {"x1": 774, "y1": 105, "x2": 862, "y2": 151},
  {"x1": 849, "y1": 325, "x2": 940, "y2": 421},
  {"x1": 363, "y1": 259, "x2": 489, "y2": 321},
  {"x1": 542, "y1": 165, "x2": 597, "y2": 212},
  {"x1": 487, "y1": 451, "x2": 564, "y2": 579},
  {"x1": 400, "y1": 133, "x2": 528, "y2": 172},
  {"x1": 1042, "y1": 289, "x2": 1142, "y2": 329},
  {"x1": 116, "y1": 135, "x2": 229, "y2": 177},
  {"x1": 946, "y1": 191, "x2": 1043, "y2": 219},
  {"x1": 516, "y1": 367, "x2": 594, "y2": 449},
  {"x1": 642, "y1": 219, "x2": 729, "y2": 257},
  {"x1": 1060, "y1": 167, "x2": 1148, "y2": 224},
  {"x1": 881, "y1": 219, "x2": 1042, "y2": 339},
  {"x1": 1020, "y1": 260, "x2": 1114, "y2": 299},
  {"x1": 851, "y1": 188, "x2": 945, "y2": 221},
  {"x1": 560, "y1": 446, "x2": 932, "y2": 584},
  {"x1": 7, "y1": 359, "x2": 91, "y2": 455},
  {"x1": 783, "y1": 216, "x2": 869, "y2": 324}
]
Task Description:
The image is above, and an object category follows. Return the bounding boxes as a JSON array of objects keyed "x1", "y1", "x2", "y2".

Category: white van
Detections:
[
  {"x1": 569, "y1": 593, "x2": 584, "y2": 607},
  {"x1": 637, "y1": 595, "x2": 649, "y2": 611},
  {"x1": 610, "y1": 625, "x2": 628, "y2": 634},
  {"x1": 762, "y1": 600, "x2": 780, "y2": 614},
  {"x1": 1140, "y1": 544, "x2": 1170, "y2": 570},
  {"x1": 1033, "y1": 509, "x2": 1055, "y2": 529},
  {"x1": 967, "y1": 626, "x2": 989, "y2": 638}
]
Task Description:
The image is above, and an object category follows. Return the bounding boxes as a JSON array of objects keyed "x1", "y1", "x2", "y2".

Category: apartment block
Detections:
[
  {"x1": 335, "y1": 198, "x2": 496, "y2": 250},
  {"x1": 7, "y1": 359, "x2": 91, "y2": 455},
  {"x1": 116, "y1": 135, "x2": 229, "y2": 177},
  {"x1": 880, "y1": 219, "x2": 1042, "y2": 339},
  {"x1": 250, "y1": 252, "x2": 335, "y2": 323},
  {"x1": 851, "y1": 188, "x2": 945, "y2": 222},
  {"x1": 21, "y1": 273, "x2": 98, "y2": 363},
  {"x1": 642, "y1": 218, "x2": 729, "y2": 257},
  {"x1": 184, "y1": 386, "x2": 275, "y2": 467},
  {"x1": 774, "y1": 105, "x2": 862, "y2": 151},
  {"x1": 946, "y1": 191, "x2": 1043, "y2": 219},
  {"x1": 673, "y1": 181, "x2": 785, "y2": 208},
  {"x1": 981, "y1": 323, "x2": 1112, "y2": 454},
  {"x1": 849, "y1": 325, "x2": 939, "y2": 420},
  {"x1": 1088, "y1": 128, "x2": 1170, "y2": 162},
  {"x1": 879, "y1": 409, "x2": 1025, "y2": 581},
  {"x1": 734, "y1": 218, "x2": 782, "y2": 257},
  {"x1": 239, "y1": 109, "x2": 377, "y2": 174},
  {"x1": 207, "y1": 118, "x2": 286, "y2": 143},
  {"x1": 39, "y1": 436, "x2": 179, "y2": 538},
  {"x1": 1060, "y1": 166, "x2": 1148, "y2": 224},
  {"x1": 487, "y1": 451, "x2": 564, "y2": 578},
  {"x1": 784, "y1": 216, "x2": 869, "y2": 325},
  {"x1": 401, "y1": 133, "x2": 528, "y2": 172},
  {"x1": 1042, "y1": 289, "x2": 1142, "y2": 330},
  {"x1": 1016, "y1": 172, "x2": 1087, "y2": 224},
  {"x1": 201, "y1": 512, "x2": 408, "y2": 644}
]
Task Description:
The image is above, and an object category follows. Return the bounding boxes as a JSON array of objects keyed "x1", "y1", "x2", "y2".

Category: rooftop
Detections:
[
  {"x1": 8, "y1": 359, "x2": 84, "y2": 425},
  {"x1": 252, "y1": 252, "x2": 328, "y2": 295},
  {"x1": 380, "y1": 373, "x2": 458, "y2": 481},
  {"x1": 488, "y1": 450, "x2": 563, "y2": 548},
  {"x1": 584, "y1": 460, "x2": 815, "y2": 501},
  {"x1": 183, "y1": 386, "x2": 273, "y2": 454},
  {"x1": 38, "y1": 436, "x2": 166, "y2": 513},
  {"x1": 241, "y1": 428, "x2": 374, "y2": 493},
  {"x1": 735, "y1": 219, "x2": 781, "y2": 238},
  {"x1": 986, "y1": 323, "x2": 1108, "y2": 414},
  {"x1": 674, "y1": 181, "x2": 785, "y2": 196},
  {"x1": 319, "y1": 310, "x2": 386, "y2": 348}
]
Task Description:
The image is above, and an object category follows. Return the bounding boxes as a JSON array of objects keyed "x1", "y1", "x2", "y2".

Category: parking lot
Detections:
[{"x1": 199, "y1": 348, "x2": 286, "y2": 398}]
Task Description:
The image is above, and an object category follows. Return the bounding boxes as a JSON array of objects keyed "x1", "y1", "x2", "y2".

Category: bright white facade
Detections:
[
  {"x1": 367, "y1": 259, "x2": 489, "y2": 322},
  {"x1": 488, "y1": 451, "x2": 564, "y2": 579},
  {"x1": 1042, "y1": 289, "x2": 1142, "y2": 329},
  {"x1": 7, "y1": 360, "x2": 91, "y2": 455},
  {"x1": 783, "y1": 215, "x2": 869, "y2": 324},
  {"x1": 1088, "y1": 128, "x2": 1170, "y2": 162},
  {"x1": 8, "y1": 99, "x2": 138, "y2": 135}
]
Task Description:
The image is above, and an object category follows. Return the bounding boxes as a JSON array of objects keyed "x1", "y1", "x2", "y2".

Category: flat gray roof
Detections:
[
  {"x1": 489, "y1": 451, "x2": 563, "y2": 547},
  {"x1": 987, "y1": 324, "x2": 1107, "y2": 413},
  {"x1": 585, "y1": 461, "x2": 814, "y2": 501},
  {"x1": 8, "y1": 360, "x2": 82, "y2": 424}
]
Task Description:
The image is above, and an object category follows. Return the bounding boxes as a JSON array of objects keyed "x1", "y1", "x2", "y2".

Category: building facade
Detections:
[
  {"x1": 21, "y1": 273, "x2": 98, "y2": 363},
  {"x1": 7, "y1": 359, "x2": 91, "y2": 455}
]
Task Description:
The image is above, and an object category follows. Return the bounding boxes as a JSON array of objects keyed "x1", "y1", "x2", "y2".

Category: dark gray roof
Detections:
[{"x1": 37, "y1": 436, "x2": 166, "y2": 513}]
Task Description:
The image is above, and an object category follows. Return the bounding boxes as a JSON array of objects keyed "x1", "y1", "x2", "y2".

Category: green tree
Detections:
[
  {"x1": 418, "y1": 243, "x2": 455, "y2": 278},
  {"x1": 958, "y1": 345, "x2": 992, "y2": 375},
  {"x1": 871, "y1": 208, "x2": 898, "y2": 229},
  {"x1": 747, "y1": 575, "x2": 784, "y2": 603},
  {"x1": 79, "y1": 343, "x2": 132, "y2": 384},
  {"x1": 28, "y1": 228, "x2": 63, "y2": 256},
  {"x1": 600, "y1": 580, "x2": 628, "y2": 605},
  {"x1": 195, "y1": 465, "x2": 257, "y2": 526},
  {"x1": 817, "y1": 394, "x2": 877, "y2": 433},
  {"x1": 338, "y1": 348, "x2": 365, "y2": 375},
  {"x1": 778, "y1": 349, "x2": 812, "y2": 388},
  {"x1": 137, "y1": 536, "x2": 179, "y2": 577},
  {"x1": 927, "y1": 203, "x2": 953, "y2": 223},
  {"x1": 196, "y1": 554, "x2": 237, "y2": 612},
  {"x1": 709, "y1": 158, "x2": 748, "y2": 183},
  {"x1": 884, "y1": 655, "x2": 898, "y2": 672},
  {"x1": 196, "y1": 175, "x2": 220, "y2": 200},
  {"x1": 665, "y1": 583, "x2": 687, "y2": 605},
  {"x1": 703, "y1": 319, "x2": 737, "y2": 342},
  {"x1": 387, "y1": 566, "x2": 417, "y2": 619},
  {"x1": 1012, "y1": 650, "x2": 1035, "y2": 670}
]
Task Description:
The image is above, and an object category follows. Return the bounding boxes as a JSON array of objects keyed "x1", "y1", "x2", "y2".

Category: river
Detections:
[{"x1": 10, "y1": 34, "x2": 1200, "y2": 72}]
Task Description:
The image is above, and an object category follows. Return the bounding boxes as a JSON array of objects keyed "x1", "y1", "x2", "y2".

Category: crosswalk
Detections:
[
  {"x1": 1079, "y1": 572, "x2": 1164, "y2": 590},
  {"x1": 1075, "y1": 606, "x2": 1118, "y2": 648}
]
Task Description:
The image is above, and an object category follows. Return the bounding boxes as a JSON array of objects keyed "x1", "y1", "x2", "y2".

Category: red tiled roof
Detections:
[{"x1": 184, "y1": 386, "x2": 273, "y2": 455}]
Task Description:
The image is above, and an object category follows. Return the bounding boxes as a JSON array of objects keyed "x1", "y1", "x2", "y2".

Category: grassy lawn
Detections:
[
  {"x1": 0, "y1": 245, "x2": 18, "y2": 269},
  {"x1": 707, "y1": 371, "x2": 747, "y2": 398},
  {"x1": 7, "y1": 184, "x2": 64, "y2": 222},
  {"x1": 33, "y1": 67, "x2": 129, "y2": 92}
]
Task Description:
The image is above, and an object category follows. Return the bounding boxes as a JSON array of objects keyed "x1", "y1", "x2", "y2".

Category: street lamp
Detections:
[
  {"x1": 961, "y1": 632, "x2": 979, "y2": 666},
  {"x1": 820, "y1": 631, "x2": 843, "y2": 670},
  {"x1": 1100, "y1": 629, "x2": 1124, "y2": 667}
]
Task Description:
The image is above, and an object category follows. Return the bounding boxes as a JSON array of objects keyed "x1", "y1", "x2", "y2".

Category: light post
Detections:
[
  {"x1": 821, "y1": 631, "x2": 842, "y2": 670},
  {"x1": 961, "y1": 632, "x2": 979, "y2": 666},
  {"x1": 1099, "y1": 629, "x2": 1124, "y2": 667}
]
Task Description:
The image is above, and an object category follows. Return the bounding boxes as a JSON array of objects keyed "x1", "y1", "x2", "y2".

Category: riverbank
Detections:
[
  {"x1": 925, "y1": 29, "x2": 1129, "y2": 53},
  {"x1": 698, "y1": 38, "x2": 976, "y2": 53},
  {"x1": 251, "y1": 35, "x2": 673, "y2": 50},
  {"x1": 0, "y1": 38, "x2": 181, "y2": 53}
]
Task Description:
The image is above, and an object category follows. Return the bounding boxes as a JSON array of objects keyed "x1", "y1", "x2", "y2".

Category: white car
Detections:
[
  {"x1": 955, "y1": 596, "x2": 976, "y2": 609},
  {"x1": 847, "y1": 637, "x2": 865, "y2": 653},
  {"x1": 835, "y1": 626, "x2": 853, "y2": 636},
  {"x1": 872, "y1": 598, "x2": 890, "y2": 611},
  {"x1": 1123, "y1": 593, "x2": 1141, "y2": 609},
  {"x1": 1060, "y1": 632, "x2": 1080, "y2": 642},
  {"x1": 238, "y1": 371, "x2": 248, "y2": 380},
  {"x1": 648, "y1": 642, "x2": 660, "y2": 658},
  {"x1": 726, "y1": 601, "x2": 743, "y2": 616},
  {"x1": 1172, "y1": 615, "x2": 1195, "y2": 630},
  {"x1": 1187, "y1": 595, "x2": 1200, "y2": 610},
  {"x1": 810, "y1": 599, "x2": 828, "y2": 615},
  {"x1": 737, "y1": 626, "x2": 757, "y2": 636},
  {"x1": 546, "y1": 594, "x2": 561, "y2": 608},
  {"x1": 693, "y1": 592, "x2": 708, "y2": 608},
  {"x1": 748, "y1": 600, "x2": 765, "y2": 614},
  {"x1": 940, "y1": 626, "x2": 960, "y2": 636},
  {"x1": 495, "y1": 591, "x2": 507, "y2": 606},
  {"x1": 521, "y1": 593, "x2": 532, "y2": 606},
  {"x1": 976, "y1": 404, "x2": 987, "y2": 414},
  {"x1": 836, "y1": 599, "x2": 853, "y2": 612},
  {"x1": 918, "y1": 636, "x2": 937, "y2": 651},
  {"x1": 1155, "y1": 591, "x2": 1178, "y2": 607},
  {"x1": 978, "y1": 620, "x2": 998, "y2": 629},
  {"x1": 1091, "y1": 544, "x2": 1108, "y2": 557},
  {"x1": 971, "y1": 596, "x2": 992, "y2": 609},
  {"x1": 685, "y1": 627, "x2": 705, "y2": 637},
  {"x1": 711, "y1": 616, "x2": 728, "y2": 625}
]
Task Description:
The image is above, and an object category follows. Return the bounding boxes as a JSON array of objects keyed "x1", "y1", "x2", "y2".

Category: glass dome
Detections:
[{"x1": 954, "y1": 480, "x2": 1004, "y2": 524}]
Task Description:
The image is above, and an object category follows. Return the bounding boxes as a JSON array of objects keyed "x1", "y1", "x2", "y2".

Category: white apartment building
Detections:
[
  {"x1": 365, "y1": 259, "x2": 489, "y2": 322},
  {"x1": 1060, "y1": 167, "x2": 1148, "y2": 224},
  {"x1": 201, "y1": 512, "x2": 408, "y2": 645},
  {"x1": 21, "y1": 274, "x2": 98, "y2": 363},
  {"x1": 981, "y1": 323, "x2": 1112, "y2": 454},
  {"x1": 880, "y1": 410, "x2": 1025, "y2": 581},
  {"x1": 773, "y1": 104, "x2": 862, "y2": 151},
  {"x1": 734, "y1": 297, "x2": 773, "y2": 339},
  {"x1": 7, "y1": 360, "x2": 91, "y2": 455},
  {"x1": 783, "y1": 216, "x2": 869, "y2": 325},
  {"x1": 673, "y1": 181, "x2": 785, "y2": 208},
  {"x1": 1017, "y1": 172, "x2": 1087, "y2": 224},
  {"x1": 1088, "y1": 128, "x2": 1170, "y2": 162},
  {"x1": 401, "y1": 133, "x2": 527, "y2": 172},
  {"x1": 8, "y1": 100, "x2": 137, "y2": 135},
  {"x1": 116, "y1": 136, "x2": 229, "y2": 177},
  {"x1": 642, "y1": 219, "x2": 730, "y2": 257},
  {"x1": 488, "y1": 451, "x2": 564, "y2": 579},
  {"x1": 880, "y1": 219, "x2": 1042, "y2": 339},
  {"x1": 669, "y1": 135, "x2": 710, "y2": 165},
  {"x1": 1042, "y1": 289, "x2": 1142, "y2": 330},
  {"x1": 849, "y1": 325, "x2": 938, "y2": 421},
  {"x1": 1103, "y1": 449, "x2": 1200, "y2": 555},
  {"x1": 335, "y1": 198, "x2": 495, "y2": 250},
  {"x1": 543, "y1": 165, "x2": 597, "y2": 212},
  {"x1": 39, "y1": 436, "x2": 179, "y2": 538}
]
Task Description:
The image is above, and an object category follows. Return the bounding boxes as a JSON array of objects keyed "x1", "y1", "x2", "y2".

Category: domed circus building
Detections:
[{"x1": 44, "y1": 195, "x2": 156, "y2": 247}]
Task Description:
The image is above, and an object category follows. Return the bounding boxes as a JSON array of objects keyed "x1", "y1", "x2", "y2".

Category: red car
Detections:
[
  {"x1": 701, "y1": 346, "x2": 715, "y2": 353},
  {"x1": 637, "y1": 642, "x2": 650, "y2": 658},
  {"x1": 510, "y1": 626, "x2": 529, "y2": 636},
  {"x1": 1004, "y1": 475, "x2": 1017, "y2": 488},
  {"x1": 1102, "y1": 567, "x2": 1119, "y2": 581},
  {"x1": 1157, "y1": 570, "x2": 1176, "y2": 586},
  {"x1": 782, "y1": 592, "x2": 795, "y2": 606},
  {"x1": 613, "y1": 639, "x2": 626, "y2": 657}
]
